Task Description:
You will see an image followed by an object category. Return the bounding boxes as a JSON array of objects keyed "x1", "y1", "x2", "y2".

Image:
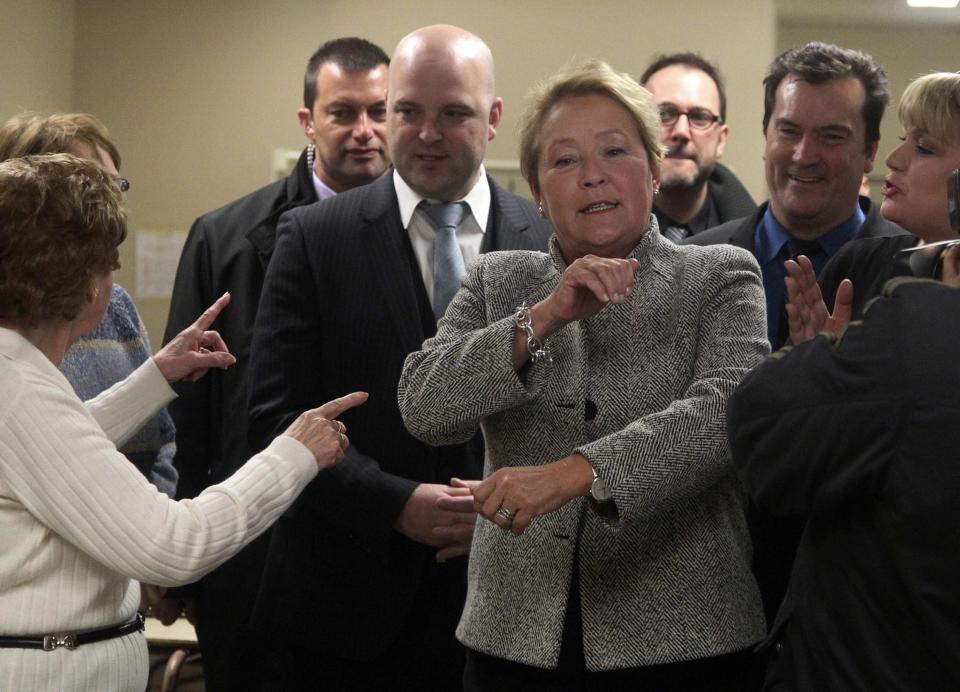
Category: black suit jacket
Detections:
[
  {"x1": 164, "y1": 148, "x2": 318, "y2": 498},
  {"x1": 162, "y1": 149, "x2": 318, "y2": 690},
  {"x1": 247, "y1": 173, "x2": 552, "y2": 660}
]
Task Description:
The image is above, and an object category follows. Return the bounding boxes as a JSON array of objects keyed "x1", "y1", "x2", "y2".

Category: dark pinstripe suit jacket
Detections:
[
  {"x1": 246, "y1": 172, "x2": 552, "y2": 661},
  {"x1": 400, "y1": 228, "x2": 768, "y2": 670}
]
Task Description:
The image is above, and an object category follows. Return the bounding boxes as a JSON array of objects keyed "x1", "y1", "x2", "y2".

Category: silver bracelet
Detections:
[{"x1": 514, "y1": 302, "x2": 551, "y2": 364}]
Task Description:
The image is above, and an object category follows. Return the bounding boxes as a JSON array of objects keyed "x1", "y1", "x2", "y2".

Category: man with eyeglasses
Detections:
[
  {"x1": 686, "y1": 42, "x2": 908, "y2": 647},
  {"x1": 640, "y1": 53, "x2": 755, "y2": 243},
  {"x1": 160, "y1": 37, "x2": 390, "y2": 692}
]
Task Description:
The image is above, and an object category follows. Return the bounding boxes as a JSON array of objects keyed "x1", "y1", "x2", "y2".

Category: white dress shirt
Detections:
[{"x1": 393, "y1": 167, "x2": 489, "y2": 307}]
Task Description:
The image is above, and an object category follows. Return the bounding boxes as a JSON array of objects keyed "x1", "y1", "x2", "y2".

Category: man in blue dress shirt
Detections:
[{"x1": 686, "y1": 42, "x2": 908, "y2": 640}]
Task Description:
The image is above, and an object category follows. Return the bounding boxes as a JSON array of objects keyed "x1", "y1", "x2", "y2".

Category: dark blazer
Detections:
[
  {"x1": 246, "y1": 172, "x2": 552, "y2": 662},
  {"x1": 162, "y1": 148, "x2": 317, "y2": 691},
  {"x1": 729, "y1": 278, "x2": 960, "y2": 691},
  {"x1": 707, "y1": 163, "x2": 757, "y2": 223},
  {"x1": 817, "y1": 234, "x2": 918, "y2": 318},
  {"x1": 165, "y1": 148, "x2": 317, "y2": 499},
  {"x1": 685, "y1": 196, "x2": 907, "y2": 252},
  {"x1": 684, "y1": 196, "x2": 908, "y2": 628},
  {"x1": 654, "y1": 163, "x2": 755, "y2": 235}
]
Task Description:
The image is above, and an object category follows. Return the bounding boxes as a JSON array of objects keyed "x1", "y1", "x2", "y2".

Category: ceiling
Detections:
[{"x1": 776, "y1": 0, "x2": 960, "y2": 26}]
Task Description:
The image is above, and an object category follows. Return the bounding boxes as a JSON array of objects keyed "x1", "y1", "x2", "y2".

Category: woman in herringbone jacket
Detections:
[{"x1": 399, "y1": 61, "x2": 769, "y2": 691}]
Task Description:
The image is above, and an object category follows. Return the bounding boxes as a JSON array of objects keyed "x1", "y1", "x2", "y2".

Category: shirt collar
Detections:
[
  {"x1": 0, "y1": 325, "x2": 73, "y2": 394},
  {"x1": 311, "y1": 167, "x2": 338, "y2": 202},
  {"x1": 394, "y1": 165, "x2": 490, "y2": 231},
  {"x1": 756, "y1": 201, "x2": 867, "y2": 264}
]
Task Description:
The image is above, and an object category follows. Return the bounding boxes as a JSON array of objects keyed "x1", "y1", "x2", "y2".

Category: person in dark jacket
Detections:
[
  {"x1": 159, "y1": 36, "x2": 390, "y2": 692},
  {"x1": 685, "y1": 44, "x2": 907, "y2": 639},
  {"x1": 732, "y1": 69, "x2": 960, "y2": 691},
  {"x1": 640, "y1": 53, "x2": 755, "y2": 242},
  {"x1": 245, "y1": 25, "x2": 553, "y2": 691}
]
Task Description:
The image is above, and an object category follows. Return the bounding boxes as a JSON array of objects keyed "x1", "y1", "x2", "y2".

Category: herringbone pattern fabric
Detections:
[{"x1": 399, "y1": 221, "x2": 769, "y2": 670}]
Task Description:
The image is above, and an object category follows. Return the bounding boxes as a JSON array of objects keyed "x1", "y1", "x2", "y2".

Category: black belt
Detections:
[{"x1": 0, "y1": 613, "x2": 144, "y2": 651}]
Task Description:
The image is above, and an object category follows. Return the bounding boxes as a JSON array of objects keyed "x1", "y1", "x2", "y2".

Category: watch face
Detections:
[{"x1": 591, "y1": 475, "x2": 612, "y2": 503}]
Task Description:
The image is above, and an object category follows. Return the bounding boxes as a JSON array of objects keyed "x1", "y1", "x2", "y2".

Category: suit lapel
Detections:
[
  {"x1": 731, "y1": 204, "x2": 766, "y2": 254},
  {"x1": 359, "y1": 175, "x2": 427, "y2": 353}
]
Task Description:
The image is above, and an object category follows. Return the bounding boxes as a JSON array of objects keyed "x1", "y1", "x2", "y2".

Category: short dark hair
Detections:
[
  {"x1": 763, "y1": 41, "x2": 889, "y2": 144},
  {"x1": 303, "y1": 37, "x2": 389, "y2": 109},
  {"x1": 0, "y1": 154, "x2": 127, "y2": 328},
  {"x1": 640, "y1": 53, "x2": 727, "y2": 122}
]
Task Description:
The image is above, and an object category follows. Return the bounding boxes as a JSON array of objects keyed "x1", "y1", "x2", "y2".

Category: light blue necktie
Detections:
[
  {"x1": 421, "y1": 201, "x2": 468, "y2": 319},
  {"x1": 662, "y1": 225, "x2": 691, "y2": 243}
]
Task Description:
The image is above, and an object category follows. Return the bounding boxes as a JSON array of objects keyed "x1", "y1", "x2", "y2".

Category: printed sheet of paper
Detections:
[{"x1": 135, "y1": 228, "x2": 188, "y2": 298}]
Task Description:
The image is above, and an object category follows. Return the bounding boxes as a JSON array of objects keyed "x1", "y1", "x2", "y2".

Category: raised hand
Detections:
[
  {"x1": 514, "y1": 256, "x2": 639, "y2": 369},
  {"x1": 784, "y1": 256, "x2": 853, "y2": 345},
  {"x1": 154, "y1": 292, "x2": 236, "y2": 382},
  {"x1": 544, "y1": 255, "x2": 640, "y2": 326}
]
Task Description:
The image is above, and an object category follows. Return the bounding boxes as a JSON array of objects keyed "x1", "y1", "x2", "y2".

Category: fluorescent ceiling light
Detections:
[{"x1": 907, "y1": 0, "x2": 959, "y2": 7}]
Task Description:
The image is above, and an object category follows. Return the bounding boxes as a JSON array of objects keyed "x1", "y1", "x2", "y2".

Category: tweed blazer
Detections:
[{"x1": 399, "y1": 225, "x2": 768, "y2": 671}]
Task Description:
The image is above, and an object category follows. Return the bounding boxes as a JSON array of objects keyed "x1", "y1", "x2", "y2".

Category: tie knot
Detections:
[
  {"x1": 787, "y1": 238, "x2": 822, "y2": 261},
  {"x1": 663, "y1": 225, "x2": 691, "y2": 243},
  {"x1": 421, "y1": 201, "x2": 468, "y2": 232}
]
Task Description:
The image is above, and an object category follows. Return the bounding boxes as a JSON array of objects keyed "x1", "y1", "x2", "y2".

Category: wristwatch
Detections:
[{"x1": 589, "y1": 466, "x2": 612, "y2": 503}]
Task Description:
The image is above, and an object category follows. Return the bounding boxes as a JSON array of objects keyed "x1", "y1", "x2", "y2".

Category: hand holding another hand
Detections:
[
  {"x1": 462, "y1": 454, "x2": 593, "y2": 536},
  {"x1": 396, "y1": 483, "x2": 478, "y2": 562}
]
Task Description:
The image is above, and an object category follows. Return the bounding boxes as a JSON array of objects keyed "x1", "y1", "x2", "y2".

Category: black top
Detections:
[
  {"x1": 730, "y1": 278, "x2": 960, "y2": 691},
  {"x1": 817, "y1": 234, "x2": 918, "y2": 318}
]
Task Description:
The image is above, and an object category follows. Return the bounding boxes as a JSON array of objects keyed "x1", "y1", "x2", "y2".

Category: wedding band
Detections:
[
  {"x1": 336, "y1": 420, "x2": 346, "y2": 434},
  {"x1": 497, "y1": 507, "x2": 515, "y2": 522}
]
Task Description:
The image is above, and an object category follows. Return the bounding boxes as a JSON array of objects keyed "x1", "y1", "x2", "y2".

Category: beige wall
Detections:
[
  {"x1": 0, "y1": 0, "x2": 75, "y2": 119},
  {"x1": 13, "y1": 0, "x2": 778, "y2": 345},
  {"x1": 778, "y1": 21, "x2": 960, "y2": 204}
]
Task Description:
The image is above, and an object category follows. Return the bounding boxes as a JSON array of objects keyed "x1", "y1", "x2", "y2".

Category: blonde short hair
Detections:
[
  {"x1": 0, "y1": 112, "x2": 121, "y2": 168},
  {"x1": 518, "y1": 60, "x2": 664, "y2": 193},
  {"x1": 898, "y1": 72, "x2": 960, "y2": 144},
  {"x1": 0, "y1": 154, "x2": 127, "y2": 328}
]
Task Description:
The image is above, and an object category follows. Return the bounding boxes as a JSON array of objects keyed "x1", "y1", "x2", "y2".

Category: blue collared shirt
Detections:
[{"x1": 755, "y1": 202, "x2": 866, "y2": 348}]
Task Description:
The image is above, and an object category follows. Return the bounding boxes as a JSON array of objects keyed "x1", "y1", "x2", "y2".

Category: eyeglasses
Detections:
[
  {"x1": 113, "y1": 177, "x2": 130, "y2": 193},
  {"x1": 658, "y1": 105, "x2": 721, "y2": 131}
]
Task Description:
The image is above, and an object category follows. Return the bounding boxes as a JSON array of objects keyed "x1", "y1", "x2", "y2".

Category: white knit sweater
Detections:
[{"x1": 0, "y1": 327, "x2": 317, "y2": 690}]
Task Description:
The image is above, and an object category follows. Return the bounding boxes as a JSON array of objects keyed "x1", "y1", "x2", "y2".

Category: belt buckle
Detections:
[{"x1": 42, "y1": 633, "x2": 77, "y2": 651}]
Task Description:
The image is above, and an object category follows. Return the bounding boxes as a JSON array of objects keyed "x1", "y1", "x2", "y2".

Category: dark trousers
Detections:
[
  {"x1": 464, "y1": 564, "x2": 755, "y2": 692},
  {"x1": 195, "y1": 532, "x2": 271, "y2": 692},
  {"x1": 253, "y1": 559, "x2": 466, "y2": 692}
]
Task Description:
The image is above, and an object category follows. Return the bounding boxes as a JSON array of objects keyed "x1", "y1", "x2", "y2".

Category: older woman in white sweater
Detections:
[{"x1": 0, "y1": 154, "x2": 365, "y2": 690}]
